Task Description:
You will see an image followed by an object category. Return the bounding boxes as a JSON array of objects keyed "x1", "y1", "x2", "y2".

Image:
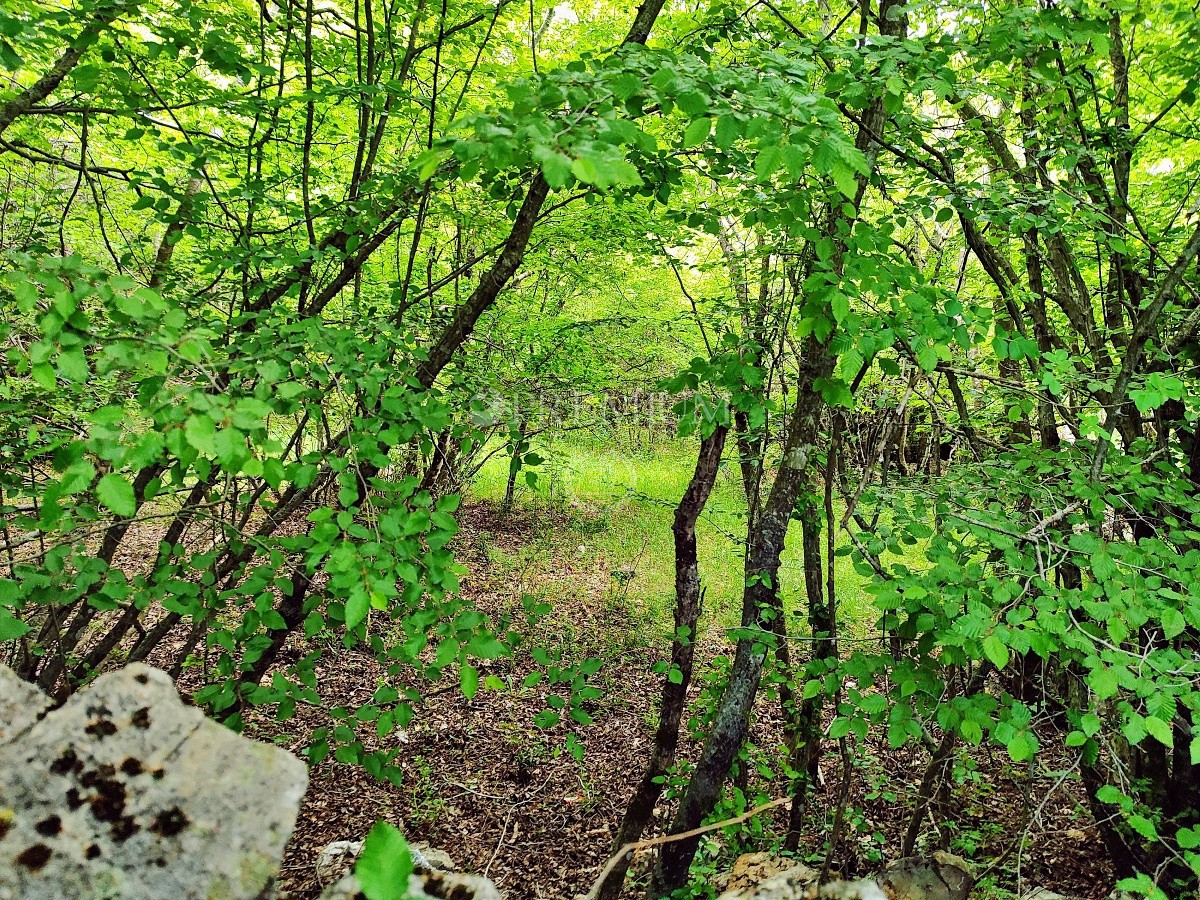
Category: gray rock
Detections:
[
  {"x1": 0, "y1": 663, "x2": 307, "y2": 900},
  {"x1": 0, "y1": 666, "x2": 51, "y2": 744},
  {"x1": 315, "y1": 837, "x2": 452, "y2": 887},
  {"x1": 316, "y1": 840, "x2": 364, "y2": 888},
  {"x1": 320, "y1": 870, "x2": 502, "y2": 900},
  {"x1": 715, "y1": 852, "x2": 972, "y2": 900},
  {"x1": 411, "y1": 842, "x2": 456, "y2": 872},
  {"x1": 717, "y1": 863, "x2": 820, "y2": 900},
  {"x1": 880, "y1": 852, "x2": 972, "y2": 900},
  {"x1": 1022, "y1": 888, "x2": 1133, "y2": 900}
]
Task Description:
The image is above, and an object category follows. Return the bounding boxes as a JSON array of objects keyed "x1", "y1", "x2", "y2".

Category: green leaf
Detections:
[
  {"x1": 715, "y1": 114, "x2": 739, "y2": 149},
  {"x1": 960, "y1": 719, "x2": 983, "y2": 745},
  {"x1": 1178, "y1": 827, "x2": 1200, "y2": 850},
  {"x1": 97, "y1": 473, "x2": 137, "y2": 518},
  {"x1": 1161, "y1": 607, "x2": 1186, "y2": 639},
  {"x1": 58, "y1": 349, "x2": 89, "y2": 383},
  {"x1": 465, "y1": 633, "x2": 509, "y2": 660},
  {"x1": 916, "y1": 344, "x2": 940, "y2": 372},
  {"x1": 683, "y1": 117, "x2": 711, "y2": 148},
  {"x1": 982, "y1": 635, "x2": 1010, "y2": 670},
  {"x1": 345, "y1": 591, "x2": 369, "y2": 631},
  {"x1": 676, "y1": 91, "x2": 708, "y2": 117},
  {"x1": 754, "y1": 145, "x2": 783, "y2": 181},
  {"x1": 1006, "y1": 731, "x2": 1035, "y2": 762},
  {"x1": 1091, "y1": 547, "x2": 1117, "y2": 581},
  {"x1": 413, "y1": 149, "x2": 448, "y2": 182},
  {"x1": 1129, "y1": 814, "x2": 1158, "y2": 841},
  {"x1": 31, "y1": 363, "x2": 56, "y2": 391},
  {"x1": 185, "y1": 415, "x2": 218, "y2": 456},
  {"x1": 1089, "y1": 666, "x2": 1119, "y2": 700},
  {"x1": 0, "y1": 609, "x2": 31, "y2": 641},
  {"x1": 830, "y1": 163, "x2": 858, "y2": 200},
  {"x1": 461, "y1": 663, "x2": 479, "y2": 700},
  {"x1": 830, "y1": 292, "x2": 850, "y2": 323},
  {"x1": 571, "y1": 156, "x2": 600, "y2": 186},
  {"x1": 1144, "y1": 715, "x2": 1173, "y2": 748},
  {"x1": 540, "y1": 152, "x2": 574, "y2": 189},
  {"x1": 355, "y1": 821, "x2": 413, "y2": 900}
]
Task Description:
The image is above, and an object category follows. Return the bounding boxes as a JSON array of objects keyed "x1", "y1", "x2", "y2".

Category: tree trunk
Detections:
[
  {"x1": 652, "y1": 340, "x2": 833, "y2": 895},
  {"x1": 597, "y1": 425, "x2": 727, "y2": 900}
]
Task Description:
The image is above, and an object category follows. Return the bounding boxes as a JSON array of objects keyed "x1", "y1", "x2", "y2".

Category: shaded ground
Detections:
[{"x1": 255, "y1": 499, "x2": 1114, "y2": 900}]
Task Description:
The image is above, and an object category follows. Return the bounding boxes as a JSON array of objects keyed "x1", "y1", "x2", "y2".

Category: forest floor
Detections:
[{"x1": 241, "y1": 440, "x2": 1115, "y2": 899}]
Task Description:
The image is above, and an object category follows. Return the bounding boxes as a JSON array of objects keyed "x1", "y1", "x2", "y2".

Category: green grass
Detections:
[{"x1": 465, "y1": 434, "x2": 925, "y2": 648}]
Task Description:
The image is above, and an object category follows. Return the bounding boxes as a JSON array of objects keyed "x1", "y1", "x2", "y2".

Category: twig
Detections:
[
  {"x1": 484, "y1": 807, "x2": 516, "y2": 879},
  {"x1": 581, "y1": 797, "x2": 792, "y2": 900}
]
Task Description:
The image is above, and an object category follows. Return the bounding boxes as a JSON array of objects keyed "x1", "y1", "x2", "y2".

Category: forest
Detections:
[{"x1": 1, "y1": 0, "x2": 1199, "y2": 896}]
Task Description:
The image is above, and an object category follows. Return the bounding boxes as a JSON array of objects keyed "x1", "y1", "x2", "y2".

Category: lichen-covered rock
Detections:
[
  {"x1": 880, "y1": 852, "x2": 972, "y2": 900},
  {"x1": 411, "y1": 842, "x2": 456, "y2": 873},
  {"x1": 319, "y1": 869, "x2": 502, "y2": 900},
  {"x1": 716, "y1": 863, "x2": 824, "y2": 900},
  {"x1": 716, "y1": 853, "x2": 972, "y2": 900},
  {"x1": 0, "y1": 666, "x2": 51, "y2": 744},
  {"x1": 0, "y1": 663, "x2": 307, "y2": 900},
  {"x1": 315, "y1": 838, "x2": 452, "y2": 887},
  {"x1": 723, "y1": 853, "x2": 813, "y2": 894},
  {"x1": 316, "y1": 841, "x2": 365, "y2": 888}
]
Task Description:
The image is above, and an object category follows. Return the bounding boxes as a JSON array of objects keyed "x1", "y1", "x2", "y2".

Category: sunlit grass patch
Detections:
[{"x1": 465, "y1": 436, "x2": 928, "y2": 651}]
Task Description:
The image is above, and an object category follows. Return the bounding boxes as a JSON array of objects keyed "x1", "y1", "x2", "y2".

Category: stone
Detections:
[
  {"x1": 0, "y1": 666, "x2": 51, "y2": 744},
  {"x1": 315, "y1": 836, "x2": 455, "y2": 888},
  {"x1": 315, "y1": 838, "x2": 456, "y2": 891},
  {"x1": 715, "y1": 853, "x2": 972, "y2": 900},
  {"x1": 316, "y1": 841, "x2": 364, "y2": 888},
  {"x1": 320, "y1": 869, "x2": 502, "y2": 900},
  {"x1": 880, "y1": 852, "x2": 972, "y2": 900},
  {"x1": 717, "y1": 863, "x2": 824, "y2": 900},
  {"x1": 724, "y1": 853, "x2": 811, "y2": 894},
  {"x1": 411, "y1": 842, "x2": 456, "y2": 872},
  {"x1": 0, "y1": 663, "x2": 307, "y2": 900}
]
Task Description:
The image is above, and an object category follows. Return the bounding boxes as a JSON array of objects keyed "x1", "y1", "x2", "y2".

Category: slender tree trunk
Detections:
[
  {"x1": 597, "y1": 425, "x2": 727, "y2": 900},
  {"x1": 652, "y1": 341, "x2": 833, "y2": 895}
]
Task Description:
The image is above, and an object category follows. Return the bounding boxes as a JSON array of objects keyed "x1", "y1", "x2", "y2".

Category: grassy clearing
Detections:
[{"x1": 465, "y1": 435, "x2": 924, "y2": 648}]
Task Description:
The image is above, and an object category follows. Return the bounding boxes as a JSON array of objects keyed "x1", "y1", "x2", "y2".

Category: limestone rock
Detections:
[
  {"x1": 716, "y1": 853, "x2": 972, "y2": 900},
  {"x1": 0, "y1": 663, "x2": 307, "y2": 900},
  {"x1": 0, "y1": 666, "x2": 51, "y2": 744},
  {"x1": 717, "y1": 863, "x2": 823, "y2": 900},
  {"x1": 316, "y1": 841, "x2": 364, "y2": 888},
  {"x1": 880, "y1": 852, "x2": 972, "y2": 900},
  {"x1": 724, "y1": 853, "x2": 812, "y2": 894},
  {"x1": 411, "y1": 842, "x2": 456, "y2": 872},
  {"x1": 315, "y1": 837, "x2": 453, "y2": 887},
  {"x1": 320, "y1": 869, "x2": 502, "y2": 900}
]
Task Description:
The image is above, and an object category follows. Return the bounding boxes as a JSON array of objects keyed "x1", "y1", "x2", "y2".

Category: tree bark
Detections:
[
  {"x1": 598, "y1": 425, "x2": 727, "y2": 900},
  {"x1": 652, "y1": 340, "x2": 833, "y2": 895},
  {"x1": 0, "y1": 1, "x2": 133, "y2": 139}
]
